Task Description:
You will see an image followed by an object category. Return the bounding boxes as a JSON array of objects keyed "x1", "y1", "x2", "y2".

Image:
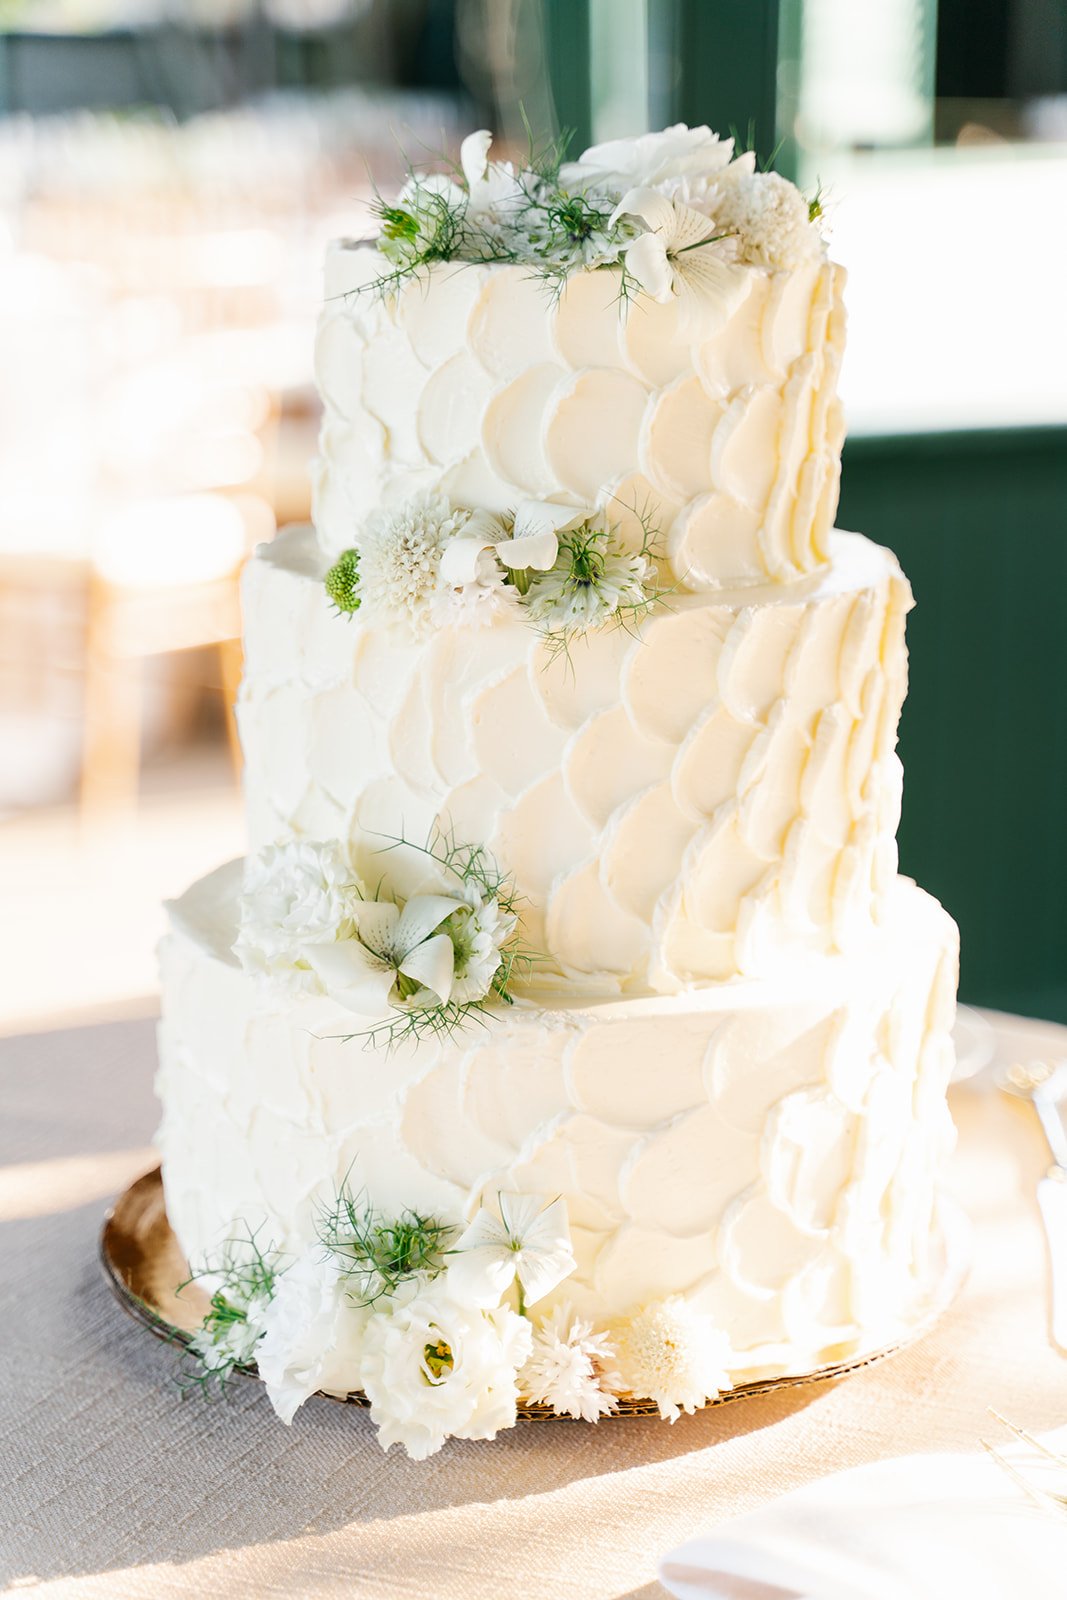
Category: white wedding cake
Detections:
[{"x1": 156, "y1": 125, "x2": 958, "y2": 1458}]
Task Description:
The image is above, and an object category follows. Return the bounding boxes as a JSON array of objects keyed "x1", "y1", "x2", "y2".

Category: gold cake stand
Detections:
[{"x1": 100, "y1": 1166, "x2": 969, "y2": 1421}]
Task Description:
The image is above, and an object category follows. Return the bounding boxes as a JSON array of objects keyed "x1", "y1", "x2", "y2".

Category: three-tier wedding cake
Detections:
[{"x1": 155, "y1": 125, "x2": 959, "y2": 1458}]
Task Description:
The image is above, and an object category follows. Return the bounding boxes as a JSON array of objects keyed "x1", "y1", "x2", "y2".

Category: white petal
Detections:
[
  {"x1": 460, "y1": 128, "x2": 493, "y2": 188},
  {"x1": 303, "y1": 940, "x2": 397, "y2": 1016},
  {"x1": 675, "y1": 253, "x2": 748, "y2": 330},
  {"x1": 498, "y1": 1191, "x2": 550, "y2": 1241},
  {"x1": 495, "y1": 530, "x2": 560, "y2": 572},
  {"x1": 611, "y1": 185, "x2": 676, "y2": 235},
  {"x1": 668, "y1": 201, "x2": 724, "y2": 254},
  {"x1": 515, "y1": 1240, "x2": 576, "y2": 1306},
  {"x1": 454, "y1": 1208, "x2": 510, "y2": 1254},
  {"x1": 440, "y1": 537, "x2": 494, "y2": 587},
  {"x1": 445, "y1": 1248, "x2": 516, "y2": 1310},
  {"x1": 394, "y1": 894, "x2": 464, "y2": 956},
  {"x1": 512, "y1": 500, "x2": 590, "y2": 539},
  {"x1": 624, "y1": 232, "x2": 674, "y2": 302},
  {"x1": 352, "y1": 899, "x2": 400, "y2": 957},
  {"x1": 398, "y1": 931, "x2": 455, "y2": 1003}
]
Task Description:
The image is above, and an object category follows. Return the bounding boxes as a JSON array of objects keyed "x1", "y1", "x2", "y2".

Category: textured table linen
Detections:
[{"x1": 1, "y1": 1008, "x2": 1066, "y2": 1600}]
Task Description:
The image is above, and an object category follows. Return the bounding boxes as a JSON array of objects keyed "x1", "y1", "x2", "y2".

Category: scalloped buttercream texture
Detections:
[
  {"x1": 237, "y1": 525, "x2": 912, "y2": 991},
  {"x1": 311, "y1": 246, "x2": 847, "y2": 588},
  {"x1": 157, "y1": 863, "x2": 958, "y2": 1381}
]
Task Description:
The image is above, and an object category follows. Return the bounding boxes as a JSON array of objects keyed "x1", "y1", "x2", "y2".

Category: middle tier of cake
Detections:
[{"x1": 239, "y1": 524, "x2": 911, "y2": 991}]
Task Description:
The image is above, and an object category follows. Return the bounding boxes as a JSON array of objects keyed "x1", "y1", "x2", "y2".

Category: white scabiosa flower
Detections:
[
  {"x1": 357, "y1": 493, "x2": 471, "y2": 633},
  {"x1": 520, "y1": 1304, "x2": 625, "y2": 1422},
  {"x1": 359, "y1": 1280, "x2": 532, "y2": 1459},
  {"x1": 442, "y1": 881, "x2": 516, "y2": 1005},
  {"x1": 613, "y1": 1296, "x2": 732, "y2": 1422},
  {"x1": 234, "y1": 840, "x2": 362, "y2": 991},
  {"x1": 525, "y1": 522, "x2": 652, "y2": 634},
  {"x1": 448, "y1": 1193, "x2": 576, "y2": 1310},
  {"x1": 711, "y1": 169, "x2": 823, "y2": 271},
  {"x1": 256, "y1": 1252, "x2": 369, "y2": 1425}
]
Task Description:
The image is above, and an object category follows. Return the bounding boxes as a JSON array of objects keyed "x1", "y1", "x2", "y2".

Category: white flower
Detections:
[
  {"x1": 613, "y1": 1296, "x2": 732, "y2": 1422},
  {"x1": 440, "y1": 880, "x2": 515, "y2": 1004},
  {"x1": 234, "y1": 840, "x2": 362, "y2": 991},
  {"x1": 459, "y1": 128, "x2": 527, "y2": 219},
  {"x1": 439, "y1": 499, "x2": 593, "y2": 592},
  {"x1": 189, "y1": 1293, "x2": 270, "y2": 1375},
  {"x1": 711, "y1": 169, "x2": 823, "y2": 270},
  {"x1": 525, "y1": 521, "x2": 652, "y2": 634},
  {"x1": 305, "y1": 892, "x2": 465, "y2": 1017},
  {"x1": 356, "y1": 493, "x2": 471, "y2": 633},
  {"x1": 519, "y1": 1304, "x2": 625, "y2": 1422},
  {"x1": 256, "y1": 1252, "x2": 369, "y2": 1424},
  {"x1": 561, "y1": 123, "x2": 735, "y2": 198},
  {"x1": 448, "y1": 1192, "x2": 576, "y2": 1310},
  {"x1": 359, "y1": 1280, "x2": 531, "y2": 1459},
  {"x1": 612, "y1": 186, "x2": 742, "y2": 314}
]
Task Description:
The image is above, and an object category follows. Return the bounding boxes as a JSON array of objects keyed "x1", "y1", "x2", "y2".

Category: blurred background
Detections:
[{"x1": 0, "y1": 0, "x2": 1064, "y2": 1036}]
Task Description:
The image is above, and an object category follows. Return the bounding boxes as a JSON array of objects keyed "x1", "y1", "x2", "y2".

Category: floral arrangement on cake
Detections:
[
  {"x1": 355, "y1": 122, "x2": 825, "y2": 312},
  {"x1": 324, "y1": 493, "x2": 665, "y2": 655},
  {"x1": 183, "y1": 1187, "x2": 733, "y2": 1459},
  {"x1": 234, "y1": 830, "x2": 533, "y2": 1047}
]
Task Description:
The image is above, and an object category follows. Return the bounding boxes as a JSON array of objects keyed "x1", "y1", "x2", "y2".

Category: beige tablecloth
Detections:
[{"x1": 2, "y1": 1008, "x2": 1066, "y2": 1599}]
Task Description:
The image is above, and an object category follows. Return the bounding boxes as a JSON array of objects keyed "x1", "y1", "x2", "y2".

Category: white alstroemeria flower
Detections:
[
  {"x1": 448, "y1": 1193, "x2": 576, "y2": 1310},
  {"x1": 359, "y1": 1279, "x2": 531, "y2": 1459},
  {"x1": 305, "y1": 893, "x2": 464, "y2": 1016},
  {"x1": 612, "y1": 186, "x2": 740, "y2": 311},
  {"x1": 560, "y1": 123, "x2": 734, "y2": 198},
  {"x1": 256, "y1": 1253, "x2": 369, "y2": 1424},
  {"x1": 460, "y1": 128, "x2": 526, "y2": 218},
  {"x1": 439, "y1": 500, "x2": 593, "y2": 590}
]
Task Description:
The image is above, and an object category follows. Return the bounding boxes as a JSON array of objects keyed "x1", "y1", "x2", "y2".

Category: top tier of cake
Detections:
[{"x1": 312, "y1": 246, "x2": 846, "y2": 590}]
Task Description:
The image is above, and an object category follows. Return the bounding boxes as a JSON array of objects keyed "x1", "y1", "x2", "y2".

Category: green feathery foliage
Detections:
[{"x1": 317, "y1": 1183, "x2": 455, "y2": 1306}]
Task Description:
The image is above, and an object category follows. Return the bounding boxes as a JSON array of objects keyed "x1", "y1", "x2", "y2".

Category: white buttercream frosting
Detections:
[
  {"x1": 156, "y1": 867, "x2": 959, "y2": 1379},
  {"x1": 238, "y1": 524, "x2": 910, "y2": 991},
  {"x1": 313, "y1": 246, "x2": 846, "y2": 588}
]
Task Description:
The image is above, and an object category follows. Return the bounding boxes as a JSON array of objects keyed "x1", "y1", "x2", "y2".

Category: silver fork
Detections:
[
  {"x1": 996, "y1": 1059, "x2": 1067, "y2": 1355},
  {"x1": 983, "y1": 1410, "x2": 1067, "y2": 1517}
]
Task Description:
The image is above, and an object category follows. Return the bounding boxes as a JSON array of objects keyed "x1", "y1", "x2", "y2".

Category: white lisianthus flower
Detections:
[
  {"x1": 234, "y1": 840, "x2": 363, "y2": 991},
  {"x1": 256, "y1": 1252, "x2": 369, "y2": 1424},
  {"x1": 448, "y1": 1192, "x2": 576, "y2": 1310},
  {"x1": 305, "y1": 892, "x2": 465, "y2": 1017},
  {"x1": 520, "y1": 1304, "x2": 625, "y2": 1422},
  {"x1": 359, "y1": 1280, "x2": 532, "y2": 1459},
  {"x1": 613, "y1": 1296, "x2": 732, "y2": 1422},
  {"x1": 711, "y1": 168, "x2": 823, "y2": 270},
  {"x1": 561, "y1": 123, "x2": 734, "y2": 198},
  {"x1": 357, "y1": 493, "x2": 472, "y2": 634},
  {"x1": 612, "y1": 186, "x2": 743, "y2": 315},
  {"x1": 525, "y1": 520, "x2": 652, "y2": 634}
]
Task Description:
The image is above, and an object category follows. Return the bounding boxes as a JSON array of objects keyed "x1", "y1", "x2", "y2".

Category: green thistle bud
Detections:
[{"x1": 325, "y1": 548, "x2": 361, "y2": 614}]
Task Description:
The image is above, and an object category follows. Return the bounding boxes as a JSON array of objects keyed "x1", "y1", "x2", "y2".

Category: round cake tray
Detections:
[{"x1": 100, "y1": 1166, "x2": 970, "y2": 1422}]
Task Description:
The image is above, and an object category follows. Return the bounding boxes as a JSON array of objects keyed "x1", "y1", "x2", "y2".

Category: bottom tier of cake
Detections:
[{"x1": 157, "y1": 861, "x2": 958, "y2": 1393}]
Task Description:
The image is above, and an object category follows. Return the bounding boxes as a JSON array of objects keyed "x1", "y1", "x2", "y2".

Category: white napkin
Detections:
[{"x1": 660, "y1": 1428, "x2": 1067, "y2": 1600}]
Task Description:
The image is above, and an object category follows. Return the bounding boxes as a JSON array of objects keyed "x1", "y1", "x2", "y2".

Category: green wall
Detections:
[{"x1": 838, "y1": 427, "x2": 1067, "y2": 1021}]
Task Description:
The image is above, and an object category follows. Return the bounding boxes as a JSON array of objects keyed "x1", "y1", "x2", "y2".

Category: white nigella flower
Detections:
[
  {"x1": 710, "y1": 168, "x2": 823, "y2": 271},
  {"x1": 519, "y1": 1304, "x2": 625, "y2": 1422},
  {"x1": 442, "y1": 881, "x2": 516, "y2": 1005},
  {"x1": 379, "y1": 172, "x2": 467, "y2": 268},
  {"x1": 256, "y1": 1252, "x2": 369, "y2": 1425},
  {"x1": 613, "y1": 1296, "x2": 732, "y2": 1423},
  {"x1": 305, "y1": 891, "x2": 466, "y2": 1017},
  {"x1": 459, "y1": 128, "x2": 527, "y2": 219},
  {"x1": 525, "y1": 520, "x2": 652, "y2": 634},
  {"x1": 448, "y1": 1192, "x2": 576, "y2": 1311},
  {"x1": 612, "y1": 186, "x2": 741, "y2": 313},
  {"x1": 359, "y1": 1279, "x2": 532, "y2": 1459},
  {"x1": 356, "y1": 493, "x2": 472, "y2": 633},
  {"x1": 189, "y1": 1291, "x2": 271, "y2": 1376},
  {"x1": 234, "y1": 840, "x2": 363, "y2": 991},
  {"x1": 560, "y1": 123, "x2": 735, "y2": 198}
]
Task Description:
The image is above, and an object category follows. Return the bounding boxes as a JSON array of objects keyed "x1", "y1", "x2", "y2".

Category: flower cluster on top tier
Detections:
[
  {"x1": 363, "y1": 123, "x2": 825, "y2": 308},
  {"x1": 324, "y1": 492, "x2": 663, "y2": 653},
  {"x1": 182, "y1": 1186, "x2": 733, "y2": 1458},
  {"x1": 234, "y1": 832, "x2": 528, "y2": 1047}
]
